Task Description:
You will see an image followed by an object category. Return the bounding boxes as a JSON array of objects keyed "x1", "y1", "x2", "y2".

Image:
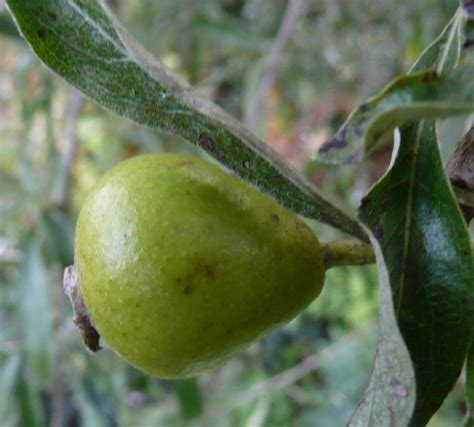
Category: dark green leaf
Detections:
[
  {"x1": 359, "y1": 123, "x2": 474, "y2": 426},
  {"x1": 175, "y1": 378, "x2": 204, "y2": 420},
  {"x1": 5, "y1": 0, "x2": 366, "y2": 240},
  {"x1": 353, "y1": 7, "x2": 474, "y2": 425},
  {"x1": 317, "y1": 10, "x2": 468, "y2": 164}
]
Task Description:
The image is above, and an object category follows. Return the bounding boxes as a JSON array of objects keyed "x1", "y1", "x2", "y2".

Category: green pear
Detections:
[{"x1": 74, "y1": 153, "x2": 325, "y2": 378}]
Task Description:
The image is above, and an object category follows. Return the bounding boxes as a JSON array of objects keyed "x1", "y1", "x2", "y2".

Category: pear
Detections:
[{"x1": 74, "y1": 153, "x2": 325, "y2": 378}]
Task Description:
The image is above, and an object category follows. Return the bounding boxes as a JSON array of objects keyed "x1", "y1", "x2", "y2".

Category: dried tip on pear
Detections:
[{"x1": 63, "y1": 265, "x2": 101, "y2": 352}]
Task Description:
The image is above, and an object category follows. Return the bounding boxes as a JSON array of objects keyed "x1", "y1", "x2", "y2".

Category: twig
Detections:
[
  {"x1": 321, "y1": 238, "x2": 376, "y2": 269},
  {"x1": 447, "y1": 126, "x2": 474, "y2": 222},
  {"x1": 244, "y1": 0, "x2": 304, "y2": 132},
  {"x1": 229, "y1": 323, "x2": 376, "y2": 408},
  {"x1": 57, "y1": 89, "x2": 84, "y2": 210}
]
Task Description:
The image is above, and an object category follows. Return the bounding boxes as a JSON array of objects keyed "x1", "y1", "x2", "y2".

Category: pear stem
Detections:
[{"x1": 321, "y1": 239, "x2": 376, "y2": 270}]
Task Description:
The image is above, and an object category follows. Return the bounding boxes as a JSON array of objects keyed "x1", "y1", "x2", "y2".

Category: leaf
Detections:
[
  {"x1": 347, "y1": 234, "x2": 415, "y2": 427},
  {"x1": 16, "y1": 361, "x2": 46, "y2": 427},
  {"x1": 317, "y1": 10, "x2": 467, "y2": 165},
  {"x1": 70, "y1": 371, "x2": 116, "y2": 427},
  {"x1": 41, "y1": 209, "x2": 75, "y2": 267},
  {"x1": 358, "y1": 123, "x2": 474, "y2": 426},
  {"x1": 351, "y1": 8, "x2": 474, "y2": 426},
  {"x1": 465, "y1": 341, "x2": 474, "y2": 427},
  {"x1": 5, "y1": 0, "x2": 366, "y2": 241},
  {"x1": 409, "y1": 9, "x2": 463, "y2": 74},
  {"x1": 174, "y1": 378, "x2": 204, "y2": 420},
  {"x1": 0, "y1": 355, "x2": 21, "y2": 424},
  {"x1": 0, "y1": 11, "x2": 20, "y2": 39},
  {"x1": 16, "y1": 237, "x2": 52, "y2": 389},
  {"x1": 317, "y1": 66, "x2": 474, "y2": 164}
]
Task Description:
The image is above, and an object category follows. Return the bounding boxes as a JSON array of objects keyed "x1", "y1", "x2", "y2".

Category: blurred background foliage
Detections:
[{"x1": 0, "y1": 0, "x2": 469, "y2": 426}]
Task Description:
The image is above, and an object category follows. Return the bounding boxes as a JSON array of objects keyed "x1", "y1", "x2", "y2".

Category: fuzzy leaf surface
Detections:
[{"x1": 6, "y1": 0, "x2": 365, "y2": 239}]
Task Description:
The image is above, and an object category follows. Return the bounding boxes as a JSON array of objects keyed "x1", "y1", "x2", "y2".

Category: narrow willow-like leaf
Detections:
[
  {"x1": 0, "y1": 11, "x2": 20, "y2": 39},
  {"x1": 68, "y1": 341, "x2": 128, "y2": 426},
  {"x1": 5, "y1": 0, "x2": 366, "y2": 240},
  {"x1": 317, "y1": 65, "x2": 474, "y2": 164},
  {"x1": 0, "y1": 355, "x2": 21, "y2": 424},
  {"x1": 359, "y1": 123, "x2": 474, "y2": 426},
  {"x1": 175, "y1": 379, "x2": 204, "y2": 420},
  {"x1": 317, "y1": 10, "x2": 468, "y2": 165},
  {"x1": 348, "y1": 232, "x2": 415, "y2": 427},
  {"x1": 16, "y1": 238, "x2": 52, "y2": 389},
  {"x1": 410, "y1": 9, "x2": 462, "y2": 73},
  {"x1": 352, "y1": 7, "x2": 474, "y2": 426},
  {"x1": 465, "y1": 341, "x2": 474, "y2": 427},
  {"x1": 17, "y1": 358, "x2": 46, "y2": 427},
  {"x1": 41, "y1": 210, "x2": 75, "y2": 267}
]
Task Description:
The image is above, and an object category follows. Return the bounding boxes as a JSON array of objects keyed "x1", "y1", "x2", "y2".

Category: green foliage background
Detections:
[{"x1": 0, "y1": 0, "x2": 468, "y2": 425}]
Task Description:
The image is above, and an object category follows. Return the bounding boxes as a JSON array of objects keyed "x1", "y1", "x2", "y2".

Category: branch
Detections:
[
  {"x1": 229, "y1": 323, "x2": 376, "y2": 408},
  {"x1": 244, "y1": 0, "x2": 304, "y2": 132},
  {"x1": 57, "y1": 89, "x2": 84, "y2": 210},
  {"x1": 447, "y1": 126, "x2": 474, "y2": 222}
]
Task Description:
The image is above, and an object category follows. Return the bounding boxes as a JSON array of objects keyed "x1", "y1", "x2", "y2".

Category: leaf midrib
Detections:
[{"x1": 396, "y1": 122, "x2": 423, "y2": 315}]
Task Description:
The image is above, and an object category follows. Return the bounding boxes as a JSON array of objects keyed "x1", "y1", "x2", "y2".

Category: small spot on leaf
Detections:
[
  {"x1": 373, "y1": 223, "x2": 384, "y2": 240},
  {"x1": 47, "y1": 11, "x2": 58, "y2": 21},
  {"x1": 198, "y1": 131, "x2": 221, "y2": 157},
  {"x1": 390, "y1": 378, "x2": 408, "y2": 398},
  {"x1": 319, "y1": 124, "x2": 349, "y2": 153},
  {"x1": 421, "y1": 71, "x2": 438, "y2": 84}
]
